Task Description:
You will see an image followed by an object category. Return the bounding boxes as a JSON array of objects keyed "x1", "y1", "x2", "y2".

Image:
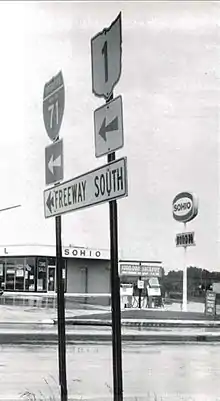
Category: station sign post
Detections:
[{"x1": 173, "y1": 192, "x2": 198, "y2": 312}]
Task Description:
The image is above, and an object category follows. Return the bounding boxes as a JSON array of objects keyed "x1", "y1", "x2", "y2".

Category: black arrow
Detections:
[
  {"x1": 99, "y1": 116, "x2": 118, "y2": 141},
  {"x1": 46, "y1": 191, "x2": 54, "y2": 213}
]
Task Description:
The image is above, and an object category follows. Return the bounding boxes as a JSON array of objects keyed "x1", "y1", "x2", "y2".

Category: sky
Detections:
[{"x1": 0, "y1": 1, "x2": 219, "y2": 273}]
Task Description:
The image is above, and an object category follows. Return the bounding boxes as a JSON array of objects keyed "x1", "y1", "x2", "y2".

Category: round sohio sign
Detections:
[{"x1": 172, "y1": 192, "x2": 198, "y2": 223}]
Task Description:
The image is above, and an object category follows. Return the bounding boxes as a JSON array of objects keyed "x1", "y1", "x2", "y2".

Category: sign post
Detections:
[
  {"x1": 43, "y1": 71, "x2": 67, "y2": 401},
  {"x1": 173, "y1": 192, "x2": 198, "y2": 312},
  {"x1": 91, "y1": 12, "x2": 123, "y2": 401}
]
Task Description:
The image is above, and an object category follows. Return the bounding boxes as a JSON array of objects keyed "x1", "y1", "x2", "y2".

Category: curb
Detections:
[
  {"x1": 0, "y1": 319, "x2": 55, "y2": 325},
  {"x1": 55, "y1": 318, "x2": 220, "y2": 328},
  {"x1": 1, "y1": 331, "x2": 220, "y2": 344},
  {"x1": 1, "y1": 318, "x2": 220, "y2": 329}
]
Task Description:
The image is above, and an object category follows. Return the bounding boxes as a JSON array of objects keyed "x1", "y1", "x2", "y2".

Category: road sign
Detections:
[
  {"x1": 91, "y1": 13, "x2": 122, "y2": 99},
  {"x1": 44, "y1": 157, "x2": 128, "y2": 218},
  {"x1": 175, "y1": 231, "x2": 195, "y2": 247},
  {"x1": 43, "y1": 71, "x2": 65, "y2": 142},
  {"x1": 205, "y1": 291, "x2": 216, "y2": 317},
  {"x1": 94, "y1": 95, "x2": 123, "y2": 158},
  {"x1": 45, "y1": 139, "x2": 64, "y2": 185}
]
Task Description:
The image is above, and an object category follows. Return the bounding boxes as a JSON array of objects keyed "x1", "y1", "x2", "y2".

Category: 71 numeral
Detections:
[{"x1": 48, "y1": 100, "x2": 59, "y2": 129}]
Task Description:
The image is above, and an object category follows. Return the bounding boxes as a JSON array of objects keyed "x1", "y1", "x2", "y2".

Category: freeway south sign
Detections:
[
  {"x1": 94, "y1": 95, "x2": 124, "y2": 158},
  {"x1": 44, "y1": 157, "x2": 128, "y2": 218}
]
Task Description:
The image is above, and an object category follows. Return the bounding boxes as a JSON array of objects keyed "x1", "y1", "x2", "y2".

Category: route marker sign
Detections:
[
  {"x1": 94, "y1": 95, "x2": 123, "y2": 158},
  {"x1": 45, "y1": 139, "x2": 64, "y2": 185},
  {"x1": 44, "y1": 157, "x2": 128, "y2": 218},
  {"x1": 91, "y1": 12, "x2": 122, "y2": 99},
  {"x1": 43, "y1": 71, "x2": 65, "y2": 142}
]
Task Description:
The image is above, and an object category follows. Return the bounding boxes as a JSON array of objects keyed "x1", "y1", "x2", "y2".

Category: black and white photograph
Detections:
[{"x1": 0, "y1": 1, "x2": 219, "y2": 401}]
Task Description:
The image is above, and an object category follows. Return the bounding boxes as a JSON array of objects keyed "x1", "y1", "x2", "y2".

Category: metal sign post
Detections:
[
  {"x1": 91, "y1": 12, "x2": 124, "y2": 401},
  {"x1": 43, "y1": 71, "x2": 67, "y2": 401},
  {"x1": 108, "y1": 97, "x2": 123, "y2": 401},
  {"x1": 55, "y1": 213, "x2": 67, "y2": 401}
]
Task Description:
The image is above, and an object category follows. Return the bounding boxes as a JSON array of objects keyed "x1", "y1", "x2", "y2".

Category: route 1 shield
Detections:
[
  {"x1": 91, "y1": 13, "x2": 122, "y2": 99},
  {"x1": 43, "y1": 71, "x2": 65, "y2": 142}
]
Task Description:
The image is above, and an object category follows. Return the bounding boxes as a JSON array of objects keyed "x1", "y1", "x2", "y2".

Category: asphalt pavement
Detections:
[
  {"x1": 70, "y1": 307, "x2": 220, "y2": 321},
  {"x1": 1, "y1": 343, "x2": 220, "y2": 401}
]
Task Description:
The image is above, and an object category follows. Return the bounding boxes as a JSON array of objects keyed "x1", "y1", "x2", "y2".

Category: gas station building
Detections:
[{"x1": 0, "y1": 244, "x2": 163, "y2": 296}]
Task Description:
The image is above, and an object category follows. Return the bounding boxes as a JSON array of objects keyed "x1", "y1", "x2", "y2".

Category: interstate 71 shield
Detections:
[{"x1": 43, "y1": 71, "x2": 65, "y2": 142}]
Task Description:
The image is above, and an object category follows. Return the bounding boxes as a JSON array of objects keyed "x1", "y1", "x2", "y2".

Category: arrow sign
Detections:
[
  {"x1": 45, "y1": 139, "x2": 64, "y2": 185},
  {"x1": 46, "y1": 191, "x2": 54, "y2": 213},
  {"x1": 99, "y1": 116, "x2": 118, "y2": 141},
  {"x1": 48, "y1": 154, "x2": 62, "y2": 174},
  {"x1": 94, "y1": 95, "x2": 124, "y2": 158},
  {"x1": 44, "y1": 157, "x2": 128, "y2": 219}
]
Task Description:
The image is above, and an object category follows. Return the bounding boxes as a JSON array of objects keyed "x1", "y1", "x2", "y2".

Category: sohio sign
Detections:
[{"x1": 172, "y1": 192, "x2": 198, "y2": 223}]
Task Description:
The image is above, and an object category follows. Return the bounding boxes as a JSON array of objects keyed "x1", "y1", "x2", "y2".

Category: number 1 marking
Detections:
[{"x1": 102, "y1": 40, "x2": 108, "y2": 83}]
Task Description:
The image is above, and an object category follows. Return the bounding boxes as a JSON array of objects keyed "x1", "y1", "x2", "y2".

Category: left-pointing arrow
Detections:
[
  {"x1": 46, "y1": 192, "x2": 54, "y2": 213},
  {"x1": 99, "y1": 116, "x2": 118, "y2": 141},
  {"x1": 48, "y1": 154, "x2": 62, "y2": 175}
]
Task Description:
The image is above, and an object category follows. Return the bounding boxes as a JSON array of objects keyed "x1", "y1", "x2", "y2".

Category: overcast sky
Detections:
[{"x1": 0, "y1": 1, "x2": 219, "y2": 272}]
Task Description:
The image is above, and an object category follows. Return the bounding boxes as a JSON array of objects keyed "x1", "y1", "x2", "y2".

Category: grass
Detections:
[
  {"x1": 19, "y1": 377, "x2": 202, "y2": 401},
  {"x1": 19, "y1": 389, "x2": 199, "y2": 401}
]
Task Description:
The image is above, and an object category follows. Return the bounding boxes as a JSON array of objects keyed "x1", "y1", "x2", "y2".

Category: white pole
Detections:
[{"x1": 182, "y1": 222, "x2": 188, "y2": 312}]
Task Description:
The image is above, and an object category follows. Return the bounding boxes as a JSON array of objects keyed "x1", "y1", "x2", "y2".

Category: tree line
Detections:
[{"x1": 161, "y1": 266, "x2": 220, "y2": 299}]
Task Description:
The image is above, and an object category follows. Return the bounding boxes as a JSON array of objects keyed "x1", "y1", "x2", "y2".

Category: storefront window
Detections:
[
  {"x1": 0, "y1": 255, "x2": 67, "y2": 293},
  {"x1": 5, "y1": 258, "x2": 26, "y2": 291},
  {"x1": 0, "y1": 259, "x2": 5, "y2": 289},
  {"x1": 48, "y1": 257, "x2": 56, "y2": 292},
  {"x1": 25, "y1": 257, "x2": 36, "y2": 291},
  {"x1": 37, "y1": 257, "x2": 47, "y2": 292}
]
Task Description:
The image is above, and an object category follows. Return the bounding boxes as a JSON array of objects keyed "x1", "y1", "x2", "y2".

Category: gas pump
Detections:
[{"x1": 146, "y1": 277, "x2": 162, "y2": 308}]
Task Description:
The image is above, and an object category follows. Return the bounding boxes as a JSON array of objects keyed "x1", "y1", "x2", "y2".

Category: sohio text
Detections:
[
  {"x1": 172, "y1": 192, "x2": 198, "y2": 223},
  {"x1": 63, "y1": 248, "x2": 103, "y2": 259}
]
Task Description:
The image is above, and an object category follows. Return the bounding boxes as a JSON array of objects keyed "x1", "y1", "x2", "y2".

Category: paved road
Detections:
[
  {"x1": 74, "y1": 307, "x2": 220, "y2": 322},
  {"x1": 1, "y1": 343, "x2": 220, "y2": 401}
]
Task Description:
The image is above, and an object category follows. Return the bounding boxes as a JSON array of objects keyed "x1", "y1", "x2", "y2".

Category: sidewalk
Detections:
[{"x1": 0, "y1": 304, "x2": 107, "y2": 324}]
